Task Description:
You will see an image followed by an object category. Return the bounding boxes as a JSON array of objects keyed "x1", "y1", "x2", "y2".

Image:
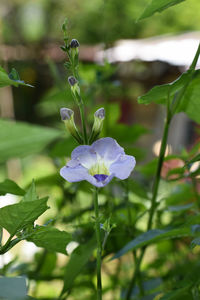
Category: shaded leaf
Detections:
[
  {"x1": 0, "y1": 197, "x2": 48, "y2": 235},
  {"x1": 160, "y1": 285, "x2": 192, "y2": 300},
  {"x1": 61, "y1": 238, "x2": 96, "y2": 295},
  {"x1": 138, "y1": 71, "x2": 192, "y2": 105},
  {"x1": 138, "y1": 0, "x2": 185, "y2": 21},
  {"x1": 0, "y1": 119, "x2": 61, "y2": 161},
  {"x1": 138, "y1": 70, "x2": 200, "y2": 124},
  {"x1": 27, "y1": 226, "x2": 71, "y2": 254},
  {"x1": 112, "y1": 227, "x2": 194, "y2": 260},
  {"x1": 0, "y1": 179, "x2": 25, "y2": 196}
]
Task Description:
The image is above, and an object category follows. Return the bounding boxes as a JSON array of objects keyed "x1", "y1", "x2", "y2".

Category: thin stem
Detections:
[
  {"x1": 93, "y1": 187, "x2": 102, "y2": 300},
  {"x1": 125, "y1": 114, "x2": 171, "y2": 300},
  {"x1": 79, "y1": 102, "x2": 88, "y2": 144},
  {"x1": 125, "y1": 41, "x2": 200, "y2": 300}
]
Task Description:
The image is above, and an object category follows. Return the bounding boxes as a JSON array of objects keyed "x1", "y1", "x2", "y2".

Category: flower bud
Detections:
[
  {"x1": 68, "y1": 76, "x2": 77, "y2": 86},
  {"x1": 70, "y1": 39, "x2": 80, "y2": 48},
  {"x1": 68, "y1": 77, "x2": 82, "y2": 105},
  {"x1": 89, "y1": 108, "x2": 105, "y2": 143},
  {"x1": 60, "y1": 108, "x2": 74, "y2": 121},
  {"x1": 60, "y1": 107, "x2": 83, "y2": 144}
]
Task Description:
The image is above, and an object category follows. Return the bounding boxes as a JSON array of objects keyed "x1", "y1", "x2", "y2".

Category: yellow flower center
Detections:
[{"x1": 89, "y1": 162, "x2": 110, "y2": 176}]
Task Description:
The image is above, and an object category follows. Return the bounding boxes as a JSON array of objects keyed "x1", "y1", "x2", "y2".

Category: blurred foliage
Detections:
[
  {"x1": 0, "y1": 0, "x2": 200, "y2": 45},
  {"x1": 0, "y1": 0, "x2": 200, "y2": 300}
]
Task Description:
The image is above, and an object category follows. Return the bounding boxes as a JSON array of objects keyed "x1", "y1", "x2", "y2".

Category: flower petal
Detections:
[
  {"x1": 71, "y1": 145, "x2": 97, "y2": 169},
  {"x1": 109, "y1": 155, "x2": 136, "y2": 180},
  {"x1": 92, "y1": 137, "x2": 124, "y2": 164},
  {"x1": 60, "y1": 165, "x2": 89, "y2": 182}
]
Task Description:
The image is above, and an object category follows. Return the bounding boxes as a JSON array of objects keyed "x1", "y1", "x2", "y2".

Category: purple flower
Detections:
[{"x1": 60, "y1": 137, "x2": 136, "y2": 188}]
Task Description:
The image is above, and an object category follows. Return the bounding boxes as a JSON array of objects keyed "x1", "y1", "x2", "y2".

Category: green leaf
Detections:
[
  {"x1": 0, "y1": 119, "x2": 61, "y2": 161},
  {"x1": 27, "y1": 226, "x2": 71, "y2": 254},
  {"x1": 22, "y1": 180, "x2": 38, "y2": 202},
  {"x1": 188, "y1": 153, "x2": 200, "y2": 164},
  {"x1": 138, "y1": 0, "x2": 185, "y2": 21},
  {"x1": 178, "y1": 74, "x2": 200, "y2": 123},
  {"x1": 0, "y1": 66, "x2": 33, "y2": 88},
  {"x1": 0, "y1": 197, "x2": 48, "y2": 235},
  {"x1": 112, "y1": 227, "x2": 194, "y2": 260},
  {"x1": 138, "y1": 70, "x2": 200, "y2": 124},
  {"x1": 0, "y1": 276, "x2": 27, "y2": 299},
  {"x1": 138, "y1": 71, "x2": 192, "y2": 105},
  {"x1": 167, "y1": 203, "x2": 194, "y2": 212},
  {"x1": 0, "y1": 179, "x2": 25, "y2": 196},
  {"x1": 61, "y1": 238, "x2": 96, "y2": 295},
  {"x1": 109, "y1": 124, "x2": 149, "y2": 144},
  {"x1": 160, "y1": 285, "x2": 192, "y2": 300}
]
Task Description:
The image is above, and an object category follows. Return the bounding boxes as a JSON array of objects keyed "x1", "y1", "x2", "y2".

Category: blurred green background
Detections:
[{"x1": 1, "y1": 1, "x2": 200, "y2": 299}]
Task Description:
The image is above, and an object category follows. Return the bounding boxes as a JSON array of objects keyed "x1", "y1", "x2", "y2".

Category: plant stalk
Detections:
[
  {"x1": 94, "y1": 187, "x2": 102, "y2": 300},
  {"x1": 125, "y1": 42, "x2": 200, "y2": 300},
  {"x1": 79, "y1": 102, "x2": 88, "y2": 144}
]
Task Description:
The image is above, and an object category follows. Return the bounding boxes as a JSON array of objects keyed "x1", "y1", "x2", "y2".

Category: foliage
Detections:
[{"x1": 0, "y1": 1, "x2": 200, "y2": 299}]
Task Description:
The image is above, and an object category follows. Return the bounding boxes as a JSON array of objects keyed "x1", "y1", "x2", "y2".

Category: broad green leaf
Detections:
[
  {"x1": 61, "y1": 238, "x2": 96, "y2": 295},
  {"x1": 0, "y1": 197, "x2": 48, "y2": 235},
  {"x1": 138, "y1": 71, "x2": 192, "y2": 105},
  {"x1": 0, "y1": 119, "x2": 61, "y2": 161},
  {"x1": 112, "y1": 227, "x2": 194, "y2": 260},
  {"x1": 0, "y1": 179, "x2": 25, "y2": 196},
  {"x1": 0, "y1": 66, "x2": 33, "y2": 88},
  {"x1": 22, "y1": 180, "x2": 38, "y2": 202},
  {"x1": 138, "y1": 0, "x2": 185, "y2": 21},
  {"x1": 138, "y1": 70, "x2": 200, "y2": 123},
  {"x1": 27, "y1": 226, "x2": 71, "y2": 254},
  {"x1": 0, "y1": 276, "x2": 27, "y2": 299},
  {"x1": 178, "y1": 75, "x2": 200, "y2": 123}
]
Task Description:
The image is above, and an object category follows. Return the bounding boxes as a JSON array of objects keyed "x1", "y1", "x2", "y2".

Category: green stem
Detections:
[
  {"x1": 79, "y1": 102, "x2": 88, "y2": 144},
  {"x1": 125, "y1": 42, "x2": 200, "y2": 300},
  {"x1": 126, "y1": 113, "x2": 171, "y2": 300},
  {"x1": 94, "y1": 187, "x2": 102, "y2": 300}
]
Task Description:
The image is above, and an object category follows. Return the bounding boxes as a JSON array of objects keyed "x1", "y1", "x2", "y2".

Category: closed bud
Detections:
[
  {"x1": 89, "y1": 108, "x2": 105, "y2": 143},
  {"x1": 60, "y1": 108, "x2": 74, "y2": 121},
  {"x1": 95, "y1": 108, "x2": 105, "y2": 120},
  {"x1": 68, "y1": 76, "x2": 77, "y2": 86},
  {"x1": 60, "y1": 107, "x2": 83, "y2": 144},
  {"x1": 70, "y1": 39, "x2": 80, "y2": 48},
  {"x1": 68, "y1": 77, "x2": 82, "y2": 105}
]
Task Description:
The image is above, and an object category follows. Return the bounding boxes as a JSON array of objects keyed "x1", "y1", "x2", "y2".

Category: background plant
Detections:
[{"x1": 0, "y1": 0, "x2": 200, "y2": 299}]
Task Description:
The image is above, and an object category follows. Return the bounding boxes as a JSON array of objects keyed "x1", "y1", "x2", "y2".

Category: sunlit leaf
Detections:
[
  {"x1": 0, "y1": 197, "x2": 48, "y2": 235},
  {"x1": 0, "y1": 179, "x2": 25, "y2": 196},
  {"x1": 0, "y1": 119, "x2": 61, "y2": 161},
  {"x1": 0, "y1": 66, "x2": 33, "y2": 88},
  {"x1": 27, "y1": 226, "x2": 71, "y2": 254},
  {"x1": 22, "y1": 180, "x2": 38, "y2": 202},
  {"x1": 138, "y1": 0, "x2": 185, "y2": 21}
]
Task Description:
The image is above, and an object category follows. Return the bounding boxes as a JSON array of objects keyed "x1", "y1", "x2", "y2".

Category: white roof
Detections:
[{"x1": 96, "y1": 32, "x2": 200, "y2": 68}]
